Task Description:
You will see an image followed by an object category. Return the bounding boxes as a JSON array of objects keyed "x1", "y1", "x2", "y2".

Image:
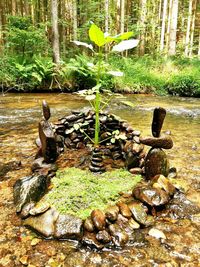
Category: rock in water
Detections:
[
  {"x1": 145, "y1": 148, "x2": 169, "y2": 180},
  {"x1": 152, "y1": 107, "x2": 166, "y2": 137},
  {"x1": 128, "y1": 202, "x2": 147, "y2": 225},
  {"x1": 91, "y1": 210, "x2": 106, "y2": 230},
  {"x1": 39, "y1": 121, "x2": 57, "y2": 163},
  {"x1": 24, "y1": 208, "x2": 59, "y2": 238},
  {"x1": 13, "y1": 174, "x2": 48, "y2": 213},
  {"x1": 140, "y1": 135, "x2": 173, "y2": 149},
  {"x1": 54, "y1": 214, "x2": 83, "y2": 240},
  {"x1": 42, "y1": 100, "x2": 51, "y2": 121},
  {"x1": 108, "y1": 224, "x2": 129, "y2": 247}
]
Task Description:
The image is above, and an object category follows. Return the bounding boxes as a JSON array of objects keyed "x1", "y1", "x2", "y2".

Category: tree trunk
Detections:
[
  {"x1": 168, "y1": 0, "x2": 179, "y2": 56},
  {"x1": 139, "y1": 0, "x2": 147, "y2": 56},
  {"x1": 105, "y1": 0, "x2": 109, "y2": 33},
  {"x1": 185, "y1": 0, "x2": 193, "y2": 56},
  {"x1": 116, "y1": 0, "x2": 120, "y2": 33},
  {"x1": 51, "y1": 0, "x2": 60, "y2": 64},
  {"x1": 198, "y1": 31, "x2": 200, "y2": 58},
  {"x1": 72, "y1": 0, "x2": 78, "y2": 40},
  {"x1": 160, "y1": 0, "x2": 168, "y2": 51},
  {"x1": 120, "y1": 0, "x2": 125, "y2": 34},
  {"x1": 189, "y1": 0, "x2": 197, "y2": 57},
  {"x1": 165, "y1": 0, "x2": 173, "y2": 54}
]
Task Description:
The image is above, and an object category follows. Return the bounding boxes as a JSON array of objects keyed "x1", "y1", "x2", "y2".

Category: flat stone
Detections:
[
  {"x1": 140, "y1": 135, "x2": 173, "y2": 149},
  {"x1": 152, "y1": 175, "x2": 176, "y2": 195},
  {"x1": 24, "y1": 208, "x2": 59, "y2": 238},
  {"x1": 21, "y1": 202, "x2": 35, "y2": 219},
  {"x1": 128, "y1": 202, "x2": 148, "y2": 225},
  {"x1": 151, "y1": 107, "x2": 166, "y2": 137},
  {"x1": 133, "y1": 185, "x2": 170, "y2": 206},
  {"x1": 145, "y1": 148, "x2": 169, "y2": 180},
  {"x1": 54, "y1": 214, "x2": 83, "y2": 240},
  {"x1": 91, "y1": 209, "x2": 106, "y2": 231},
  {"x1": 29, "y1": 202, "x2": 50, "y2": 216},
  {"x1": 13, "y1": 174, "x2": 48, "y2": 213},
  {"x1": 132, "y1": 143, "x2": 144, "y2": 154},
  {"x1": 148, "y1": 228, "x2": 166, "y2": 239},
  {"x1": 129, "y1": 167, "x2": 143, "y2": 175}
]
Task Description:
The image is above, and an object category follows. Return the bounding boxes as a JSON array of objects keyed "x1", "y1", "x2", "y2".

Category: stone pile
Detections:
[{"x1": 89, "y1": 147, "x2": 106, "y2": 172}]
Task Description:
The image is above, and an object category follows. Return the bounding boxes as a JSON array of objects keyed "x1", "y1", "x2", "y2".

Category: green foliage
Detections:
[
  {"x1": 5, "y1": 15, "x2": 50, "y2": 58},
  {"x1": 44, "y1": 167, "x2": 141, "y2": 219}
]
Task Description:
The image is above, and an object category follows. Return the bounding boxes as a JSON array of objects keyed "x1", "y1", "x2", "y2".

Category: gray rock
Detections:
[
  {"x1": 24, "y1": 208, "x2": 59, "y2": 238},
  {"x1": 13, "y1": 174, "x2": 48, "y2": 213},
  {"x1": 128, "y1": 202, "x2": 148, "y2": 225},
  {"x1": 145, "y1": 148, "x2": 169, "y2": 180},
  {"x1": 54, "y1": 214, "x2": 83, "y2": 240}
]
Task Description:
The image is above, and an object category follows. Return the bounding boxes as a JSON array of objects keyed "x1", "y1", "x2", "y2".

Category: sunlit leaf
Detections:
[
  {"x1": 112, "y1": 39, "x2": 139, "y2": 52},
  {"x1": 72, "y1": 40, "x2": 94, "y2": 51},
  {"x1": 73, "y1": 123, "x2": 80, "y2": 131},
  {"x1": 91, "y1": 83, "x2": 101, "y2": 92},
  {"x1": 89, "y1": 24, "x2": 106, "y2": 47},
  {"x1": 111, "y1": 138, "x2": 116, "y2": 144},
  {"x1": 65, "y1": 128, "x2": 74, "y2": 134},
  {"x1": 114, "y1": 32, "x2": 134, "y2": 41}
]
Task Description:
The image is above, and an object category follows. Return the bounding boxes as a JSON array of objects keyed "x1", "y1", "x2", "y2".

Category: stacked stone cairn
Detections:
[{"x1": 14, "y1": 101, "x2": 195, "y2": 249}]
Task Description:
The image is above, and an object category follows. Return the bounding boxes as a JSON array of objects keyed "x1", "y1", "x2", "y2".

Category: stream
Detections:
[{"x1": 0, "y1": 93, "x2": 199, "y2": 266}]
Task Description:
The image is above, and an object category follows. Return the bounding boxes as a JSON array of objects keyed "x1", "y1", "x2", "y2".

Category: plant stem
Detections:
[{"x1": 94, "y1": 47, "x2": 102, "y2": 146}]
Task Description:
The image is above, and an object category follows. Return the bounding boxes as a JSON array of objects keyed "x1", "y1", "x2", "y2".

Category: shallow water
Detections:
[{"x1": 0, "y1": 93, "x2": 200, "y2": 266}]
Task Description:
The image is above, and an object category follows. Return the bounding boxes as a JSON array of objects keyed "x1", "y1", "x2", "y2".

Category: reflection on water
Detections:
[{"x1": 0, "y1": 93, "x2": 200, "y2": 266}]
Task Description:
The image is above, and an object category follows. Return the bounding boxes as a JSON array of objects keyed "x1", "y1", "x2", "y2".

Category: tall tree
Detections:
[
  {"x1": 72, "y1": 0, "x2": 78, "y2": 40},
  {"x1": 160, "y1": 0, "x2": 168, "y2": 51},
  {"x1": 120, "y1": 0, "x2": 125, "y2": 34},
  {"x1": 185, "y1": 0, "x2": 193, "y2": 56},
  {"x1": 139, "y1": 0, "x2": 147, "y2": 56},
  {"x1": 51, "y1": 0, "x2": 60, "y2": 64},
  {"x1": 189, "y1": 0, "x2": 197, "y2": 57},
  {"x1": 168, "y1": 0, "x2": 179, "y2": 56}
]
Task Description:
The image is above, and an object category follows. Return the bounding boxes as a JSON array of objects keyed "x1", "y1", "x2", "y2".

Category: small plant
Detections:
[{"x1": 73, "y1": 22, "x2": 139, "y2": 146}]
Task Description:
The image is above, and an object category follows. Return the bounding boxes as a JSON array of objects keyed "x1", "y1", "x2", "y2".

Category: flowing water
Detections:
[{"x1": 0, "y1": 93, "x2": 199, "y2": 266}]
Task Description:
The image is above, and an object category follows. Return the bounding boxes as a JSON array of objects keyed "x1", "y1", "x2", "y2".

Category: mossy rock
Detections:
[{"x1": 44, "y1": 167, "x2": 141, "y2": 219}]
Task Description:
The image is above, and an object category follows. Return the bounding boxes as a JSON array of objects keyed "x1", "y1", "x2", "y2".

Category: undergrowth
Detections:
[{"x1": 44, "y1": 167, "x2": 141, "y2": 219}]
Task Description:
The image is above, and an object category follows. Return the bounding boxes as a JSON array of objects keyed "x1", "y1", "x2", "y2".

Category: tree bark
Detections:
[
  {"x1": 72, "y1": 0, "x2": 78, "y2": 40},
  {"x1": 139, "y1": 0, "x2": 147, "y2": 56},
  {"x1": 160, "y1": 0, "x2": 168, "y2": 51},
  {"x1": 51, "y1": 0, "x2": 60, "y2": 64},
  {"x1": 105, "y1": 0, "x2": 109, "y2": 33},
  {"x1": 165, "y1": 0, "x2": 173, "y2": 54},
  {"x1": 168, "y1": 0, "x2": 179, "y2": 56},
  {"x1": 185, "y1": 0, "x2": 193, "y2": 56},
  {"x1": 189, "y1": 0, "x2": 197, "y2": 57},
  {"x1": 120, "y1": 0, "x2": 125, "y2": 34}
]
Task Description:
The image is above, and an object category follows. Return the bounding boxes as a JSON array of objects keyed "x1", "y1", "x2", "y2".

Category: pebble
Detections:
[{"x1": 148, "y1": 228, "x2": 166, "y2": 239}]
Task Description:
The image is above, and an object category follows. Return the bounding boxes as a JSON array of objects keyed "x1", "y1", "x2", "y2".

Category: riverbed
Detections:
[{"x1": 0, "y1": 93, "x2": 199, "y2": 266}]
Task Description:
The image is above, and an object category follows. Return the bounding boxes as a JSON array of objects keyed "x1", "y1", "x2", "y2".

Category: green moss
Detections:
[{"x1": 44, "y1": 167, "x2": 141, "y2": 219}]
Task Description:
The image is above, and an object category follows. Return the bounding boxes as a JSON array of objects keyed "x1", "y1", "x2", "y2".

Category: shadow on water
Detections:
[{"x1": 0, "y1": 93, "x2": 200, "y2": 266}]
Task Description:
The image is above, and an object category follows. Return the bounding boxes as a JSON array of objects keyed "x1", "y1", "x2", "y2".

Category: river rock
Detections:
[
  {"x1": 108, "y1": 224, "x2": 129, "y2": 247},
  {"x1": 116, "y1": 214, "x2": 129, "y2": 228},
  {"x1": 82, "y1": 232, "x2": 104, "y2": 249},
  {"x1": 21, "y1": 202, "x2": 35, "y2": 219},
  {"x1": 84, "y1": 218, "x2": 95, "y2": 232},
  {"x1": 152, "y1": 175, "x2": 175, "y2": 196},
  {"x1": 127, "y1": 218, "x2": 140, "y2": 229},
  {"x1": 125, "y1": 152, "x2": 140, "y2": 170},
  {"x1": 128, "y1": 202, "x2": 148, "y2": 225},
  {"x1": 39, "y1": 121, "x2": 57, "y2": 163},
  {"x1": 54, "y1": 214, "x2": 83, "y2": 240},
  {"x1": 31, "y1": 157, "x2": 58, "y2": 173},
  {"x1": 133, "y1": 185, "x2": 170, "y2": 206},
  {"x1": 152, "y1": 107, "x2": 166, "y2": 137},
  {"x1": 129, "y1": 167, "x2": 143, "y2": 175},
  {"x1": 140, "y1": 135, "x2": 173, "y2": 149},
  {"x1": 117, "y1": 202, "x2": 132, "y2": 218},
  {"x1": 42, "y1": 100, "x2": 51, "y2": 121},
  {"x1": 132, "y1": 143, "x2": 144, "y2": 154},
  {"x1": 96, "y1": 230, "x2": 111, "y2": 244},
  {"x1": 145, "y1": 148, "x2": 169, "y2": 180},
  {"x1": 0, "y1": 161, "x2": 21, "y2": 180},
  {"x1": 13, "y1": 174, "x2": 48, "y2": 213},
  {"x1": 29, "y1": 202, "x2": 50, "y2": 216},
  {"x1": 24, "y1": 208, "x2": 59, "y2": 238},
  {"x1": 148, "y1": 228, "x2": 166, "y2": 239},
  {"x1": 105, "y1": 205, "x2": 119, "y2": 221},
  {"x1": 91, "y1": 210, "x2": 106, "y2": 231}
]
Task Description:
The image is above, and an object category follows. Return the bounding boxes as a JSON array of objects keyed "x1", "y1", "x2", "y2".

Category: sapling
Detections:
[{"x1": 73, "y1": 22, "x2": 139, "y2": 146}]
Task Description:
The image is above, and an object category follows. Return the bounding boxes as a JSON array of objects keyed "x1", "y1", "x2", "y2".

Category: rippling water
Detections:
[{"x1": 0, "y1": 93, "x2": 200, "y2": 266}]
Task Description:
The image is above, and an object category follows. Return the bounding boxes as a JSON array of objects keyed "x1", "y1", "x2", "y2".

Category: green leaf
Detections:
[
  {"x1": 115, "y1": 32, "x2": 134, "y2": 41},
  {"x1": 111, "y1": 138, "x2": 116, "y2": 144},
  {"x1": 112, "y1": 39, "x2": 139, "y2": 52},
  {"x1": 89, "y1": 24, "x2": 106, "y2": 47},
  {"x1": 74, "y1": 123, "x2": 80, "y2": 131}
]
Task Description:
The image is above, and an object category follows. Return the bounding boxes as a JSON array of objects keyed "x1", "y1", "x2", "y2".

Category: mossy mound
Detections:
[{"x1": 44, "y1": 168, "x2": 141, "y2": 219}]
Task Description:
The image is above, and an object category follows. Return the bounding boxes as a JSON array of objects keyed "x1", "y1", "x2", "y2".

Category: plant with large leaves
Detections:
[{"x1": 73, "y1": 23, "x2": 139, "y2": 146}]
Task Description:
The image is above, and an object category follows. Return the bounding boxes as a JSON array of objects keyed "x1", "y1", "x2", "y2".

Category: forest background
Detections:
[{"x1": 0, "y1": 0, "x2": 200, "y2": 97}]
